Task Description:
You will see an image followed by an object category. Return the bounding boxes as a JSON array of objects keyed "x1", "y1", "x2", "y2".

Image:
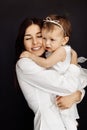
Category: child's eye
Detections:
[
  {"x1": 42, "y1": 37, "x2": 46, "y2": 40},
  {"x1": 51, "y1": 39, "x2": 55, "y2": 41}
]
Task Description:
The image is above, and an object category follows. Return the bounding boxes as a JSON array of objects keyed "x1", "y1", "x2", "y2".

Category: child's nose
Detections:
[{"x1": 46, "y1": 40, "x2": 50, "y2": 45}]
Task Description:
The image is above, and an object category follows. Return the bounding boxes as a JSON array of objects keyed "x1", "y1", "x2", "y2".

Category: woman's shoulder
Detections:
[
  {"x1": 16, "y1": 58, "x2": 45, "y2": 74},
  {"x1": 17, "y1": 57, "x2": 31, "y2": 65},
  {"x1": 16, "y1": 58, "x2": 32, "y2": 68},
  {"x1": 16, "y1": 58, "x2": 31, "y2": 73}
]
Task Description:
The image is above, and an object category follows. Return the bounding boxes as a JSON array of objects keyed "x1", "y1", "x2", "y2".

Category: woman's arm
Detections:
[
  {"x1": 20, "y1": 47, "x2": 66, "y2": 68},
  {"x1": 56, "y1": 90, "x2": 85, "y2": 109},
  {"x1": 16, "y1": 58, "x2": 85, "y2": 110}
]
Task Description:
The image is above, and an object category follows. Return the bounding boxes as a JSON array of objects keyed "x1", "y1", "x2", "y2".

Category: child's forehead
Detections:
[
  {"x1": 42, "y1": 25, "x2": 62, "y2": 33},
  {"x1": 42, "y1": 29, "x2": 53, "y2": 36}
]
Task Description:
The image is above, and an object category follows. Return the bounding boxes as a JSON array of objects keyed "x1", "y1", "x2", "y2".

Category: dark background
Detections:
[{"x1": 0, "y1": 0, "x2": 87, "y2": 130}]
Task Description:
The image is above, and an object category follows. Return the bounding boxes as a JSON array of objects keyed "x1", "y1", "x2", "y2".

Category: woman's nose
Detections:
[{"x1": 33, "y1": 38, "x2": 37, "y2": 45}]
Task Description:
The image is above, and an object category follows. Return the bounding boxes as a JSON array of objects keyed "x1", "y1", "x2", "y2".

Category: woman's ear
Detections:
[{"x1": 62, "y1": 36, "x2": 69, "y2": 45}]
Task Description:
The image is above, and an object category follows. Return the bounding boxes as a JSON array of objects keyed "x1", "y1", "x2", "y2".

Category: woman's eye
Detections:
[{"x1": 37, "y1": 35, "x2": 42, "y2": 38}]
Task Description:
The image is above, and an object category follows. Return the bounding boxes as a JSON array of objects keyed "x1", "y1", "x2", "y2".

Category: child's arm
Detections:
[
  {"x1": 71, "y1": 49, "x2": 78, "y2": 65},
  {"x1": 20, "y1": 47, "x2": 66, "y2": 68}
]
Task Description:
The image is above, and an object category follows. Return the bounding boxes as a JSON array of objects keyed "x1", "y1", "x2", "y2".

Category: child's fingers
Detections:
[{"x1": 20, "y1": 52, "x2": 28, "y2": 58}]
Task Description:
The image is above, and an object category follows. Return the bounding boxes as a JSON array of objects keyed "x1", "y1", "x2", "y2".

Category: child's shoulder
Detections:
[{"x1": 58, "y1": 45, "x2": 71, "y2": 50}]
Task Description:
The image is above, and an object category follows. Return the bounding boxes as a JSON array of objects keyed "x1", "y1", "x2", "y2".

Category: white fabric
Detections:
[
  {"x1": 78, "y1": 56, "x2": 87, "y2": 63},
  {"x1": 16, "y1": 45, "x2": 86, "y2": 130}
]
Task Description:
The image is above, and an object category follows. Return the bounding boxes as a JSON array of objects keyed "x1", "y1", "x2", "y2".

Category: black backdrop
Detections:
[{"x1": 0, "y1": 0, "x2": 87, "y2": 130}]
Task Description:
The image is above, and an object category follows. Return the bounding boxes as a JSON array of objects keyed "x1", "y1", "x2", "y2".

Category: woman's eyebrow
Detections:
[
  {"x1": 24, "y1": 34, "x2": 31, "y2": 36},
  {"x1": 24, "y1": 32, "x2": 41, "y2": 36},
  {"x1": 37, "y1": 31, "x2": 41, "y2": 34}
]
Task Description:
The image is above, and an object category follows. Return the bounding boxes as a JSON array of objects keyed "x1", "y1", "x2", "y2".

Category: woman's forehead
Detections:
[{"x1": 25, "y1": 24, "x2": 41, "y2": 34}]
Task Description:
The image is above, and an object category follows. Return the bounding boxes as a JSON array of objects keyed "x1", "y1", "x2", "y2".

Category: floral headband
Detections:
[{"x1": 43, "y1": 17, "x2": 64, "y2": 32}]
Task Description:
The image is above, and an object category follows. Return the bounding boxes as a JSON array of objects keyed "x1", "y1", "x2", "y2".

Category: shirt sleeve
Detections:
[
  {"x1": 77, "y1": 89, "x2": 85, "y2": 103},
  {"x1": 16, "y1": 58, "x2": 45, "y2": 74}
]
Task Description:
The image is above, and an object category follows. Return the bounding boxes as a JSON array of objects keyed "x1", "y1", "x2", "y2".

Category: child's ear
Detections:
[{"x1": 62, "y1": 36, "x2": 69, "y2": 45}]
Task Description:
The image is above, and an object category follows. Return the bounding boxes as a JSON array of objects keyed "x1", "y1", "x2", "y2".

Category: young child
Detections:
[{"x1": 20, "y1": 14, "x2": 87, "y2": 130}]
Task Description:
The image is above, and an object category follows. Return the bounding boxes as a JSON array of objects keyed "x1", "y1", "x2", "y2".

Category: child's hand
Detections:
[{"x1": 20, "y1": 51, "x2": 31, "y2": 58}]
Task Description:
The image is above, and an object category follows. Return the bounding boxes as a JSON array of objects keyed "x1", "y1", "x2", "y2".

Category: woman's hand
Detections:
[{"x1": 56, "y1": 90, "x2": 82, "y2": 110}]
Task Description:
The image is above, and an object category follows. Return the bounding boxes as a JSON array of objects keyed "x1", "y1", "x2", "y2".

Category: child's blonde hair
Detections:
[{"x1": 43, "y1": 14, "x2": 72, "y2": 37}]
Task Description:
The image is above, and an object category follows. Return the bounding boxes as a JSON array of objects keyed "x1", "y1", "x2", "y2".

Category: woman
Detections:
[{"x1": 15, "y1": 17, "x2": 85, "y2": 130}]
